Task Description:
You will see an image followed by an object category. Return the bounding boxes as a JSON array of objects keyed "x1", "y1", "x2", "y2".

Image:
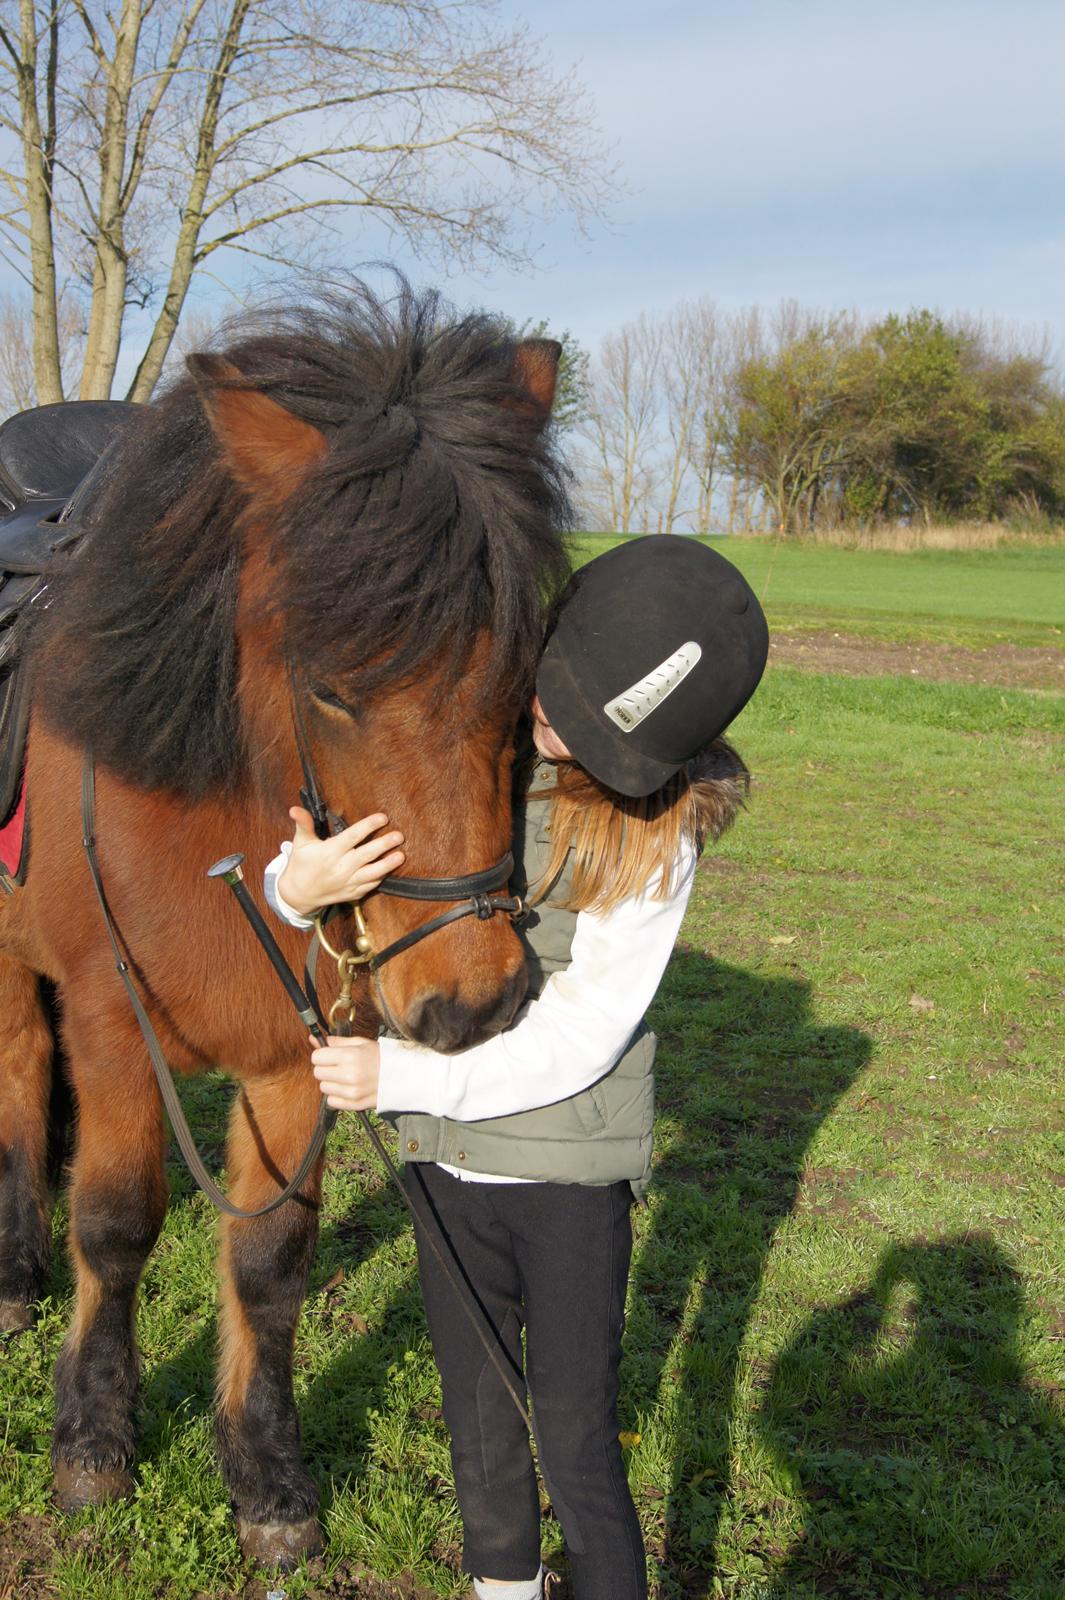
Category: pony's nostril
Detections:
[
  {"x1": 405, "y1": 995, "x2": 475, "y2": 1052},
  {"x1": 405, "y1": 976, "x2": 523, "y2": 1052}
]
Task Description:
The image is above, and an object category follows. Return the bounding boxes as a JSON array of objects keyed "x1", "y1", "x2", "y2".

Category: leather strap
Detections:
[
  {"x1": 302, "y1": 926, "x2": 531, "y2": 1424},
  {"x1": 81, "y1": 752, "x2": 332, "y2": 1219},
  {"x1": 290, "y1": 678, "x2": 334, "y2": 840},
  {"x1": 313, "y1": 932, "x2": 531, "y2": 1423},
  {"x1": 368, "y1": 892, "x2": 523, "y2": 970},
  {"x1": 376, "y1": 852, "x2": 514, "y2": 902}
]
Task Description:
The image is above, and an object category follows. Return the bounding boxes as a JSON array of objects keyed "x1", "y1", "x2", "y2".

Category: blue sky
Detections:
[
  {"x1": 429, "y1": 0, "x2": 1065, "y2": 360},
  {"x1": 5, "y1": 0, "x2": 1064, "y2": 377}
]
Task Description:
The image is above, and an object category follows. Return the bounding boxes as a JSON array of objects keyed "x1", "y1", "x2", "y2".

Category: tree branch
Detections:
[
  {"x1": 121, "y1": 0, "x2": 211, "y2": 211},
  {"x1": 70, "y1": 0, "x2": 106, "y2": 65},
  {"x1": 210, "y1": 81, "x2": 457, "y2": 162},
  {"x1": 0, "y1": 19, "x2": 21, "y2": 69}
]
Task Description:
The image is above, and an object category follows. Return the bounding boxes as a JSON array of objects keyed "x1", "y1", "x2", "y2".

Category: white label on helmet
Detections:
[{"x1": 603, "y1": 641, "x2": 702, "y2": 732}]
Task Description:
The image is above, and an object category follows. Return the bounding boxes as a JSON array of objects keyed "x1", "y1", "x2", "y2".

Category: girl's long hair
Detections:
[{"x1": 530, "y1": 738, "x2": 750, "y2": 914}]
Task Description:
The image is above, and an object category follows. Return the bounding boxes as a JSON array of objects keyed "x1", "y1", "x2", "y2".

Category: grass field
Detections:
[
  {"x1": 574, "y1": 535, "x2": 1065, "y2": 652},
  {"x1": 1, "y1": 544, "x2": 1063, "y2": 1599}
]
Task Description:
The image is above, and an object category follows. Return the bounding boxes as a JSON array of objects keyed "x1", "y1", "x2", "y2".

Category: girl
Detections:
[{"x1": 265, "y1": 536, "x2": 768, "y2": 1600}]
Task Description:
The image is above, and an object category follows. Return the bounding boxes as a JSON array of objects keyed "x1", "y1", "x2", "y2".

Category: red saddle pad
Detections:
[{"x1": 0, "y1": 776, "x2": 26, "y2": 878}]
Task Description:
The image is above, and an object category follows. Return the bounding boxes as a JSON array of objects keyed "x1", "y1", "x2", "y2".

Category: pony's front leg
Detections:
[
  {"x1": 52, "y1": 1010, "x2": 167, "y2": 1509},
  {"x1": 215, "y1": 1067, "x2": 325, "y2": 1571}
]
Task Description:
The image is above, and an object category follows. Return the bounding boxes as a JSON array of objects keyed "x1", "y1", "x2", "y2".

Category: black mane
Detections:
[{"x1": 32, "y1": 280, "x2": 572, "y2": 797}]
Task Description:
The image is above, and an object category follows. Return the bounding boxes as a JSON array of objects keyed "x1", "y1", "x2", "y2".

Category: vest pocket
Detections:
[{"x1": 571, "y1": 1085, "x2": 608, "y2": 1136}]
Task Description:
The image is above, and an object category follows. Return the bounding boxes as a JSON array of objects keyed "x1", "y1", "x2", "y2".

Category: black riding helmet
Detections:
[{"x1": 535, "y1": 537, "x2": 769, "y2": 798}]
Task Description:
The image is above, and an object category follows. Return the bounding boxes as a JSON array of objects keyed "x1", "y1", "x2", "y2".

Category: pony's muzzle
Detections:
[{"x1": 404, "y1": 966, "x2": 525, "y2": 1053}]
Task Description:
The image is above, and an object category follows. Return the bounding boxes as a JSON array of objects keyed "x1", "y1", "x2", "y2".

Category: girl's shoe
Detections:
[{"x1": 466, "y1": 1577, "x2": 564, "y2": 1599}]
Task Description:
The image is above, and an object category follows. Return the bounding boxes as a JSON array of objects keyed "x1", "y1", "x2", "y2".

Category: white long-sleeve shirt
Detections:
[{"x1": 264, "y1": 837, "x2": 695, "y2": 1181}]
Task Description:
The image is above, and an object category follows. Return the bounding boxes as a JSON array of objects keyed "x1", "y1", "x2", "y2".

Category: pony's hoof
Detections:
[
  {"x1": 237, "y1": 1515, "x2": 323, "y2": 1570},
  {"x1": 0, "y1": 1299, "x2": 33, "y2": 1334},
  {"x1": 54, "y1": 1459, "x2": 134, "y2": 1511}
]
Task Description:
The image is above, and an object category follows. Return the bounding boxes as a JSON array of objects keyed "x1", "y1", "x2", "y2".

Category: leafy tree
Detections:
[
  {"x1": 720, "y1": 307, "x2": 857, "y2": 533},
  {"x1": 839, "y1": 311, "x2": 1065, "y2": 524}
]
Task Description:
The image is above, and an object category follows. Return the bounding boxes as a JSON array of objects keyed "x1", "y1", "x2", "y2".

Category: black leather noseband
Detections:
[
  {"x1": 290, "y1": 675, "x2": 523, "y2": 970},
  {"x1": 366, "y1": 850, "x2": 520, "y2": 970}
]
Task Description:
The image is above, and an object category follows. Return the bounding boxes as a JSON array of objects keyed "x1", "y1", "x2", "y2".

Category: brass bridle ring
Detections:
[{"x1": 314, "y1": 905, "x2": 375, "y2": 1030}]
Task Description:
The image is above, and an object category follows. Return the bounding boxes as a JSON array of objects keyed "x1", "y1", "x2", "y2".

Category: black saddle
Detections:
[{"x1": 0, "y1": 400, "x2": 140, "y2": 885}]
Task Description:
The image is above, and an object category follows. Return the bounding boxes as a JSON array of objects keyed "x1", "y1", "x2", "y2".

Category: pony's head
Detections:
[{"x1": 36, "y1": 282, "x2": 570, "y2": 1050}]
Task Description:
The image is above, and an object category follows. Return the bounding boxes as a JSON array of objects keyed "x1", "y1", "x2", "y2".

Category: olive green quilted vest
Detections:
[{"x1": 392, "y1": 759, "x2": 657, "y2": 1198}]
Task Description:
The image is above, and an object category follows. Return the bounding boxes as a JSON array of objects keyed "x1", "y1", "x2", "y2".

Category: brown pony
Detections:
[{"x1": 0, "y1": 283, "x2": 569, "y2": 1567}]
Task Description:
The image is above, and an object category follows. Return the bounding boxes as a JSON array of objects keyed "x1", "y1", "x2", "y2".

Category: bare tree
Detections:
[
  {"x1": 0, "y1": 287, "x2": 79, "y2": 415},
  {"x1": 578, "y1": 314, "x2": 662, "y2": 533},
  {"x1": 655, "y1": 297, "x2": 733, "y2": 534},
  {"x1": 657, "y1": 303, "x2": 699, "y2": 533},
  {"x1": 0, "y1": 0, "x2": 615, "y2": 403}
]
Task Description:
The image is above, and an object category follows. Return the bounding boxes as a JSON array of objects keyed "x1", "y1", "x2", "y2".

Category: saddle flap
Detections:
[
  {"x1": 0, "y1": 400, "x2": 139, "y2": 505},
  {"x1": 0, "y1": 572, "x2": 42, "y2": 633},
  {"x1": 0, "y1": 500, "x2": 68, "y2": 576}
]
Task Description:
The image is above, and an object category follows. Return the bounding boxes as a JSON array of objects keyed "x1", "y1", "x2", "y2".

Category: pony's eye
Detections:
[{"x1": 309, "y1": 684, "x2": 356, "y2": 717}]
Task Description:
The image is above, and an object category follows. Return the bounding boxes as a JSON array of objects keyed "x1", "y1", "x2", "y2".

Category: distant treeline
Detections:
[{"x1": 567, "y1": 303, "x2": 1065, "y2": 536}]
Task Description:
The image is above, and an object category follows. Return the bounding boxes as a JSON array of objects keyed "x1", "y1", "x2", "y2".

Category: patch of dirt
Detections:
[
  {"x1": 0, "y1": 1512, "x2": 60, "y2": 1600},
  {"x1": 0, "y1": 1513, "x2": 561, "y2": 1600},
  {"x1": 768, "y1": 630, "x2": 1065, "y2": 691},
  {"x1": 241, "y1": 1566, "x2": 443, "y2": 1600},
  {"x1": 795, "y1": 1166, "x2": 884, "y2": 1226}
]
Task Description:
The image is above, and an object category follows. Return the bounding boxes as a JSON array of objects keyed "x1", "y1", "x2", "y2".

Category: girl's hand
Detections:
[
  {"x1": 311, "y1": 1035, "x2": 380, "y2": 1112},
  {"x1": 277, "y1": 806, "x2": 405, "y2": 918}
]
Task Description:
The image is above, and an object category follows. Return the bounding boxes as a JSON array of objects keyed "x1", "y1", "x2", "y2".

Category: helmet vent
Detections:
[{"x1": 603, "y1": 641, "x2": 702, "y2": 732}]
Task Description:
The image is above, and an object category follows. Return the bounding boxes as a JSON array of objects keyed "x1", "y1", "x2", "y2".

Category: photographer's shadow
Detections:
[
  {"x1": 756, "y1": 1234, "x2": 1065, "y2": 1596},
  {"x1": 628, "y1": 950, "x2": 874, "y2": 1594}
]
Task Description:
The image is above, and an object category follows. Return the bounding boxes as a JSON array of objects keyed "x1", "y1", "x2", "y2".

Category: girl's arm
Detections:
[{"x1": 312, "y1": 843, "x2": 697, "y2": 1119}]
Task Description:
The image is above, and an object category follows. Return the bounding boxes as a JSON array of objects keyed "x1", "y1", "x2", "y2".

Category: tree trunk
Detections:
[
  {"x1": 128, "y1": 0, "x2": 249, "y2": 401},
  {"x1": 127, "y1": 213, "x2": 199, "y2": 401},
  {"x1": 78, "y1": 0, "x2": 143, "y2": 399},
  {"x1": 79, "y1": 245, "x2": 129, "y2": 400},
  {"x1": 17, "y1": 0, "x2": 63, "y2": 403}
]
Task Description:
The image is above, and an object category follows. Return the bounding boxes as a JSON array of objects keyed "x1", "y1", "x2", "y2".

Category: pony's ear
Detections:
[
  {"x1": 510, "y1": 339, "x2": 562, "y2": 424},
  {"x1": 189, "y1": 353, "x2": 328, "y2": 503}
]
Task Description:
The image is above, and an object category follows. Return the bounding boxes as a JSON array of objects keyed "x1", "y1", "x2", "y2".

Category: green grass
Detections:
[
  {"x1": 2, "y1": 659, "x2": 1063, "y2": 1599},
  {"x1": 571, "y1": 535, "x2": 1065, "y2": 652}
]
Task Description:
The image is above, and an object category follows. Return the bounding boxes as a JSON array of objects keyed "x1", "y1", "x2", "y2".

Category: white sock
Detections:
[{"x1": 473, "y1": 1566, "x2": 543, "y2": 1600}]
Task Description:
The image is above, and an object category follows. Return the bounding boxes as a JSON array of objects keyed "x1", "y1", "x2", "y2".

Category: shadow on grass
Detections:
[
  {"x1": 630, "y1": 949, "x2": 874, "y2": 1596},
  {"x1": 139, "y1": 957, "x2": 878, "y2": 1594},
  {"x1": 756, "y1": 1234, "x2": 1065, "y2": 1600}
]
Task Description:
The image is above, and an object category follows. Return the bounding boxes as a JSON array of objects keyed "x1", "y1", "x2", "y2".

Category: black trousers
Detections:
[{"x1": 407, "y1": 1164, "x2": 646, "y2": 1600}]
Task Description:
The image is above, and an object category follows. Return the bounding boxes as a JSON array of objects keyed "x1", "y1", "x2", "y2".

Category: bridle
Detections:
[{"x1": 290, "y1": 672, "x2": 524, "y2": 1025}]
